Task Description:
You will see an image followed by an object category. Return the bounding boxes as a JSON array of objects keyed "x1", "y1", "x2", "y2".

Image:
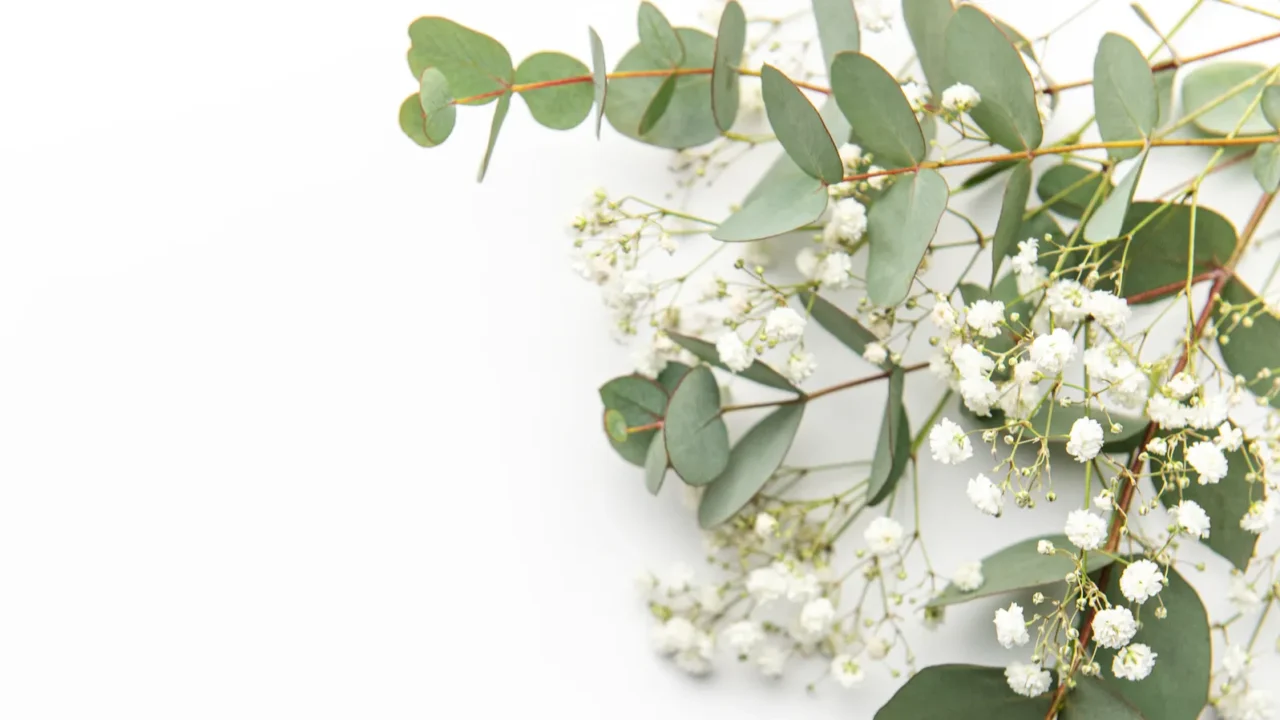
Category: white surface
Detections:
[{"x1": 0, "y1": 0, "x2": 1276, "y2": 718}]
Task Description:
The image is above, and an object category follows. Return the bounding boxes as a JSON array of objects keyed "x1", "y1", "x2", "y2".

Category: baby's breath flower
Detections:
[
  {"x1": 1112, "y1": 643, "x2": 1158, "y2": 681},
  {"x1": 1065, "y1": 509, "x2": 1107, "y2": 550},
  {"x1": 1005, "y1": 661, "x2": 1052, "y2": 697},
  {"x1": 941, "y1": 83, "x2": 981, "y2": 113},
  {"x1": 929, "y1": 418, "x2": 973, "y2": 464},
  {"x1": 994, "y1": 603, "x2": 1030, "y2": 648},
  {"x1": 1119, "y1": 560, "x2": 1165, "y2": 604}
]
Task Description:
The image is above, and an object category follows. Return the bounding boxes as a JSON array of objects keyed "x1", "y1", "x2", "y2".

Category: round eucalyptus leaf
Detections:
[
  {"x1": 929, "y1": 534, "x2": 1112, "y2": 608},
  {"x1": 599, "y1": 375, "x2": 668, "y2": 466},
  {"x1": 698, "y1": 403, "x2": 804, "y2": 527},
  {"x1": 606, "y1": 29, "x2": 720, "y2": 149},
  {"x1": 417, "y1": 68, "x2": 457, "y2": 147},
  {"x1": 407, "y1": 17, "x2": 513, "y2": 104},
  {"x1": 944, "y1": 6, "x2": 1043, "y2": 151},
  {"x1": 866, "y1": 169, "x2": 949, "y2": 306},
  {"x1": 644, "y1": 428, "x2": 668, "y2": 495},
  {"x1": 515, "y1": 52, "x2": 593, "y2": 130},
  {"x1": 604, "y1": 409, "x2": 629, "y2": 443},
  {"x1": 1093, "y1": 33, "x2": 1157, "y2": 159},
  {"x1": 830, "y1": 52, "x2": 926, "y2": 169},
  {"x1": 710, "y1": 0, "x2": 746, "y2": 132},
  {"x1": 1180, "y1": 62, "x2": 1274, "y2": 136},
  {"x1": 876, "y1": 665, "x2": 1053, "y2": 719},
  {"x1": 664, "y1": 366, "x2": 730, "y2": 486},
  {"x1": 1037, "y1": 164, "x2": 1110, "y2": 220},
  {"x1": 761, "y1": 64, "x2": 844, "y2": 184}
]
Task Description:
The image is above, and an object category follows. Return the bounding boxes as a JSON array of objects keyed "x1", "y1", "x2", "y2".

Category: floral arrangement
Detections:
[{"x1": 398, "y1": 0, "x2": 1280, "y2": 717}]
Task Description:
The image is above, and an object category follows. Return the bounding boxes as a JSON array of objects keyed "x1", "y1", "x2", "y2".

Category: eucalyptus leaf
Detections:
[
  {"x1": 1265, "y1": 83, "x2": 1280, "y2": 129},
  {"x1": 761, "y1": 65, "x2": 844, "y2": 184},
  {"x1": 698, "y1": 403, "x2": 805, "y2": 528},
  {"x1": 1219, "y1": 279, "x2": 1280, "y2": 409},
  {"x1": 637, "y1": 2, "x2": 684, "y2": 67},
  {"x1": 866, "y1": 169, "x2": 949, "y2": 306},
  {"x1": 875, "y1": 664, "x2": 1053, "y2": 719},
  {"x1": 599, "y1": 375, "x2": 668, "y2": 466},
  {"x1": 476, "y1": 92, "x2": 511, "y2": 182},
  {"x1": 667, "y1": 333, "x2": 800, "y2": 393},
  {"x1": 944, "y1": 6, "x2": 1043, "y2": 151},
  {"x1": 657, "y1": 361, "x2": 692, "y2": 394},
  {"x1": 664, "y1": 366, "x2": 730, "y2": 486},
  {"x1": 1180, "y1": 62, "x2": 1274, "y2": 137},
  {"x1": 1084, "y1": 151, "x2": 1148, "y2": 244},
  {"x1": 711, "y1": 1, "x2": 746, "y2": 132},
  {"x1": 417, "y1": 68, "x2": 458, "y2": 147},
  {"x1": 1103, "y1": 201, "x2": 1237, "y2": 301},
  {"x1": 831, "y1": 52, "x2": 927, "y2": 169},
  {"x1": 902, "y1": 0, "x2": 955, "y2": 101},
  {"x1": 1093, "y1": 33, "x2": 1158, "y2": 160},
  {"x1": 868, "y1": 368, "x2": 909, "y2": 506},
  {"x1": 604, "y1": 408, "x2": 628, "y2": 442},
  {"x1": 1158, "y1": 444, "x2": 1259, "y2": 571},
  {"x1": 1037, "y1": 164, "x2": 1109, "y2": 220},
  {"x1": 929, "y1": 534, "x2": 1113, "y2": 608},
  {"x1": 1254, "y1": 142, "x2": 1280, "y2": 192},
  {"x1": 400, "y1": 93, "x2": 444, "y2": 148},
  {"x1": 644, "y1": 428, "x2": 668, "y2": 495},
  {"x1": 804, "y1": 292, "x2": 885, "y2": 367},
  {"x1": 515, "y1": 52, "x2": 593, "y2": 130},
  {"x1": 1059, "y1": 676, "x2": 1147, "y2": 720},
  {"x1": 408, "y1": 17, "x2": 513, "y2": 104},
  {"x1": 589, "y1": 27, "x2": 608, "y2": 138},
  {"x1": 638, "y1": 74, "x2": 678, "y2": 135},
  {"x1": 711, "y1": 172, "x2": 829, "y2": 241},
  {"x1": 1099, "y1": 564, "x2": 1210, "y2": 720},
  {"x1": 740, "y1": 99, "x2": 849, "y2": 211},
  {"x1": 991, "y1": 161, "x2": 1032, "y2": 277},
  {"x1": 606, "y1": 29, "x2": 719, "y2": 149},
  {"x1": 811, "y1": 0, "x2": 861, "y2": 74}
]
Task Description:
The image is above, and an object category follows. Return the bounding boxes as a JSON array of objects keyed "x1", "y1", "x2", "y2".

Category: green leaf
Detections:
[
  {"x1": 1037, "y1": 164, "x2": 1109, "y2": 220},
  {"x1": 804, "y1": 292, "x2": 885, "y2": 367},
  {"x1": 711, "y1": 172, "x2": 829, "y2": 242},
  {"x1": 866, "y1": 169, "x2": 949, "y2": 306},
  {"x1": 1099, "y1": 565, "x2": 1210, "y2": 720},
  {"x1": 657, "y1": 361, "x2": 692, "y2": 394},
  {"x1": 698, "y1": 403, "x2": 805, "y2": 527},
  {"x1": 589, "y1": 27, "x2": 608, "y2": 138},
  {"x1": 514, "y1": 52, "x2": 593, "y2": 130},
  {"x1": 875, "y1": 664, "x2": 1053, "y2": 719},
  {"x1": 417, "y1": 68, "x2": 458, "y2": 147},
  {"x1": 761, "y1": 65, "x2": 844, "y2": 184},
  {"x1": 604, "y1": 408, "x2": 629, "y2": 442},
  {"x1": 476, "y1": 92, "x2": 510, "y2": 182},
  {"x1": 399, "y1": 94, "x2": 443, "y2": 148},
  {"x1": 1158, "y1": 443, "x2": 1259, "y2": 571},
  {"x1": 667, "y1": 332, "x2": 800, "y2": 393},
  {"x1": 1220, "y1": 279, "x2": 1280, "y2": 410},
  {"x1": 1264, "y1": 83, "x2": 1280, "y2": 129},
  {"x1": 959, "y1": 159, "x2": 1018, "y2": 192},
  {"x1": 929, "y1": 534, "x2": 1113, "y2": 608},
  {"x1": 638, "y1": 74, "x2": 679, "y2": 135},
  {"x1": 1254, "y1": 142, "x2": 1280, "y2": 192},
  {"x1": 1060, "y1": 676, "x2": 1147, "y2": 720},
  {"x1": 944, "y1": 6, "x2": 1043, "y2": 151},
  {"x1": 599, "y1": 375, "x2": 668, "y2": 466},
  {"x1": 1084, "y1": 151, "x2": 1148, "y2": 244},
  {"x1": 811, "y1": 0, "x2": 860, "y2": 73},
  {"x1": 902, "y1": 0, "x2": 955, "y2": 102},
  {"x1": 831, "y1": 52, "x2": 927, "y2": 169},
  {"x1": 868, "y1": 368, "x2": 909, "y2": 506},
  {"x1": 644, "y1": 428, "x2": 668, "y2": 495},
  {"x1": 1103, "y1": 201, "x2": 1237, "y2": 301},
  {"x1": 711, "y1": 1, "x2": 746, "y2": 132},
  {"x1": 408, "y1": 17, "x2": 513, "y2": 104},
  {"x1": 1093, "y1": 33, "x2": 1158, "y2": 160},
  {"x1": 637, "y1": 2, "x2": 684, "y2": 67},
  {"x1": 606, "y1": 29, "x2": 720, "y2": 149},
  {"x1": 1181, "y1": 62, "x2": 1274, "y2": 137},
  {"x1": 664, "y1": 366, "x2": 730, "y2": 486},
  {"x1": 991, "y1": 161, "x2": 1033, "y2": 277},
  {"x1": 740, "y1": 97, "x2": 849, "y2": 210}
]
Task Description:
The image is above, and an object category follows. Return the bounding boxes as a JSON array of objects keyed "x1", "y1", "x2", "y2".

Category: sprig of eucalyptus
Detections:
[{"x1": 396, "y1": 1, "x2": 1280, "y2": 718}]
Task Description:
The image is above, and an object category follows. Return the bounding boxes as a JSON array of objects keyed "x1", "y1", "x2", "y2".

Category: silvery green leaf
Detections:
[
  {"x1": 761, "y1": 65, "x2": 844, "y2": 184},
  {"x1": 866, "y1": 169, "x2": 949, "y2": 305},
  {"x1": 1093, "y1": 33, "x2": 1158, "y2": 160},
  {"x1": 698, "y1": 403, "x2": 804, "y2": 527}
]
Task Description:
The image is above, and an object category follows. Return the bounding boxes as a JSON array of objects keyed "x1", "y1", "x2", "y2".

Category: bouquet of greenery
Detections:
[{"x1": 397, "y1": 1, "x2": 1280, "y2": 717}]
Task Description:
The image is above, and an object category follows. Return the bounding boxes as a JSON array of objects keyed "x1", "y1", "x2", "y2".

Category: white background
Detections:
[{"x1": 0, "y1": 0, "x2": 1276, "y2": 717}]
